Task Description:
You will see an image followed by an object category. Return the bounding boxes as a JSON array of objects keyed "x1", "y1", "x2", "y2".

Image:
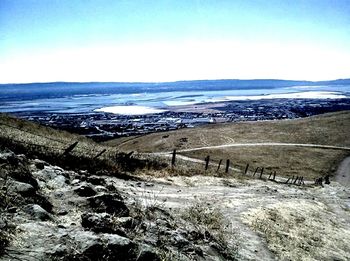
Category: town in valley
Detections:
[{"x1": 13, "y1": 98, "x2": 350, "y2": 141}]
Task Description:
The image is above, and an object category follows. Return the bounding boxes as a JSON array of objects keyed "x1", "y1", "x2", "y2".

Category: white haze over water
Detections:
[
  {"x1": 216, "y1": 91, "x2": 346, "y2": 102},
  {"x1": 1, "y1": 84, "x2": 349, "y2": 114},
  {"x1": 94, "y1": 105, "x2": 167, "y2": 115},
  {"x1": 94, "y1": 91, "x2": 347, "y2": 115}
]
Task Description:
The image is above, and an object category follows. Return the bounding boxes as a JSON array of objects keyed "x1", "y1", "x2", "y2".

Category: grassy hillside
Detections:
[
  {"x1": 0, "y1": 114, "x2": 152, "y2": 174},
  {"x1": 106, "y1": 111, "x2": 350, "y2": 179},
  {"x1": 107, "y1": 111, "x2": 350, "y2": 151},
  {"x1": 1, "y1": 111, "x2": 349, "y2": 180}
]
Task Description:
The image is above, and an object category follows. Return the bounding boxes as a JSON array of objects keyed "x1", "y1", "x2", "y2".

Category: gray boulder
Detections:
[
  {"x1": 23, "y1": 204, "x2": 51, "y2": 221},
  {"x1": 137, "y1": 244, "x2": 161, "y2": 261},
  {"x1": 47, "y1": 175, "x2": 67, "y2": 189},
  {"x1": 32, "y1": 165, "x2": 64, "y2": 182},
  {"x1": 103, "y1": 234, "x2": 138, "y2": 261},
  {"x1": 81, "y1": 212, "x2": 127, "y2": 236},
  {"x1": 116, "y1": 216, "x2": 134, "y2": 229},
  {"x1": 9, "y1": 180, "x2": 36, "y2": 196},
  {"x1": 88, "y1": 193, "x2": 129, "y2": 216},
  {"x1": 32, "y1": 159, "x2": 47, "y2": 170},
  {"x1": 71, "y1": 231, "x2": 104, "y2": 259},
  {"x1": 51, "y1": 231, "x2": 138, "y2": 261},
  {"x1": 74, "y1": 183, "x2": 97, "y2": 197}
]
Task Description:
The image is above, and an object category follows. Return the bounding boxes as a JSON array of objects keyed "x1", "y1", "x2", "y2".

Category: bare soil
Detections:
[
  {"x1": 112, "y1": 174, "x2": 350, "y2": 261},
  {"x1": 336, "y1": 156, "x2": 350, "y2": 185}
]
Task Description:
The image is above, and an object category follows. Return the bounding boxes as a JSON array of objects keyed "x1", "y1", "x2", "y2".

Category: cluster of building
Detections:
[{"x1": 17, "y1": 98, "x2": 350, "y2": 141}]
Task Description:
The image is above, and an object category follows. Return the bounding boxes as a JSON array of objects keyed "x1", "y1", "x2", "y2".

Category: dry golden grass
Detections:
[
  {"x1": 242, "y1": 200, "x2": 350, "y2": 260},
  {"x1": 107, "y1": 111, "x2": 350, "y2": 152},
  {"x1": 0, "y1": 114, "x2": 118, "y2": 172},
  {"x1": 0, "y1": 114, "x2": 109, "y2": 156},
  {"x1": 106, "y1": 111, "x2": 350, "y2": 179},
  {"x1": 2, "y1": 111, "x2": 349, "y2": 179},
  {"x1": 181, "y1": 147, "x2": 349, "y2": 179},
  {"x1": 0, "y1": 114, "x2": 167, "y2": 175}
]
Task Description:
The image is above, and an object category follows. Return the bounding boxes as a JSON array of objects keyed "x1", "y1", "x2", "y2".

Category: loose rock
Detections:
[
  {"x1": 88, "y1": 193, "x2": 129, "y2": 216},
  {"x1": 9, "y1": 180, "x2": 36, "y2": 196},
  {"x1": 23, "y1": 204, "x2": 51, "y2": 221},
  {"x1": 74, "y1": 183, "x2": 97, "y2": 197},
  {"x1": 137, "y1": 244, "x2": 161, "y2": 261}
]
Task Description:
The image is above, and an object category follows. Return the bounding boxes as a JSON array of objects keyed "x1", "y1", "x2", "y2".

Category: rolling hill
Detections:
[{"x1": 106, "y1": 111, "x2": 350, "y2": 179}]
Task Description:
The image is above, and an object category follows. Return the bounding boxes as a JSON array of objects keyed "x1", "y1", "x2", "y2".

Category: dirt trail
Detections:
[
  {"x1": 168, "y1": 142, "x2": 350, "y2": 153},
  {"x1": 155, "y1": 153, "x2": 242, "y2": 172},
  {"x1": 336, "y1": 156, "x2": 350, "y2": 185},
  {"x1": 111, "y1": 175, "x2": 350, "y2": 260}
]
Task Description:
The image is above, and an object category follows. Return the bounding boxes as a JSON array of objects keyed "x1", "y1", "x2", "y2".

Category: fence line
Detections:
[{"x1": 164, "y1": 149, "x2": 325, "y2": 187}]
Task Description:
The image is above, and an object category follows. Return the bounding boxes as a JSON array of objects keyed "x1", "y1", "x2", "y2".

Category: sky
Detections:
[{"x1": 0, "y1": 0, "x2": 350, "y2": 83}]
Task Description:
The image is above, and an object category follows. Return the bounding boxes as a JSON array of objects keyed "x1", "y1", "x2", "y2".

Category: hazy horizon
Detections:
[
  {"x1": 1, "y1": 78, "x2": 350, "y2": 86},
  {"x1": 1, "y1": 0, "x2": 350, "y2": 83}
]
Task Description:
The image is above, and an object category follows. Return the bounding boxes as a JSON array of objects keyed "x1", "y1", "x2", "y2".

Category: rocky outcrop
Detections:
[
  {"x1": 1, "y1": 149, "x2": 238, "y2": 261},
  {"x1": 0, "y1": 150, "x2": 149, "y2": 260}
]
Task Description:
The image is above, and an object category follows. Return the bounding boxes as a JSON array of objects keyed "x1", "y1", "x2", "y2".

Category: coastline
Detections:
[{"x1": 94, "y1": 91, "x2": 347, "y2": 116}]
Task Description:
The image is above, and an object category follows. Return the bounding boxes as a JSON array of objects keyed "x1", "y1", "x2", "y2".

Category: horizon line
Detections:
[{"x1": 1, "y1": 77, "x2": 350, "y2": 85}]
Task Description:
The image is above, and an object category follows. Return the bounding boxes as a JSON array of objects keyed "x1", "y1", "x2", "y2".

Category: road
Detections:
[
  {"x1": 169, "y1": 142, "x2": 350, "y2": 153},
  {"x1": 335, "y1": 157, "x2": 350, "y2": 185}
]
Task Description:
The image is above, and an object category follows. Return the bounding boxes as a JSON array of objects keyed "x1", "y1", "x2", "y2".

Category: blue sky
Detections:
[{"x1": 1, "y1": 0, "x2": 350, "y2": 83}]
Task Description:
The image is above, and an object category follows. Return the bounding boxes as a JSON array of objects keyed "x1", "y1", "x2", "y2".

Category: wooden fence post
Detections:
[
  {"x1": 293, "y1": 176, "x2": 299, "y2": 184},
  {"x1": 299, "y1": 176, "x2": 304, "y2": 185},
  {"x1": 217, "y1": 159, "x2": 222, "y2": 172},
  {"x1": 285, "y1": 177, "x2": 291, "y2": 184},
  {"x1": 253, "y1": 167, "x2": 259, "y2": 177},
  {"x1": 63, "y1": 141, "x2": 79, "y2": 156},
  {"x1": 147, "y1": 160, "x2": 151, "y2": 170},
  {"x1": 325, "y1": 175, "x2": 330, "y2": 184},
  {"x1": 244, "y1": 164, "x2": 249, "y2": 175},
  {"x1": 259, "y1": 167, "x2": 264, "y2": 179},
  {"x1": 93, "y1": 149, "x2": 106, "y2": 159},
  {"x1": 273, "y1": 171, "x2": 276, "y2": 180},
  {"x1": 225, "y1": 159, "x2": 230, "y2": 173},
  {"x1": 205, "y1": 155, "x2": 210, "y2": 171},
  {"x1": 171, "y1": 149, "x2": 176, "y2": 167}
]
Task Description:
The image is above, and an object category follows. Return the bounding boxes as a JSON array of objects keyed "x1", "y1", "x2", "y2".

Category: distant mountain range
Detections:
[
  {"x1": 2, "y1": 78, "x2": 350, "y2": 89},
  {"x1": 1, "y1": 79, "x2": 350, "y2": 101}
]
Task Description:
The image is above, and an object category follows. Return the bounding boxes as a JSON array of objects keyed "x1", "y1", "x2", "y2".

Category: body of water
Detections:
[{"x1": 0, "y1": 83, "x2": 349, "y2": 114}]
